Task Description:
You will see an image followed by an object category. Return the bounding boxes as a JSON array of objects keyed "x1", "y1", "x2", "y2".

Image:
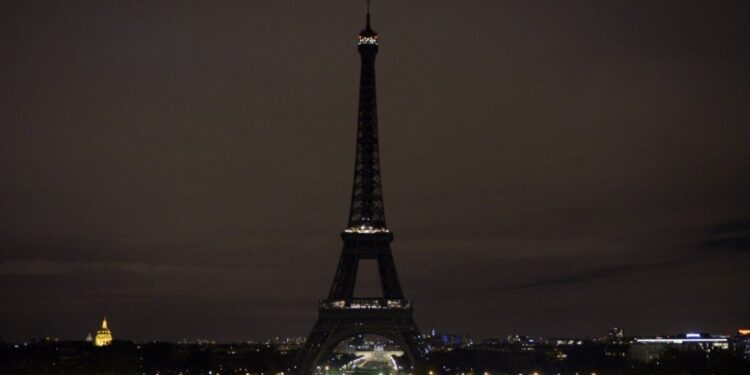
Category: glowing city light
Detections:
[
  {"x1": 344, "y1": 225, "x2": 390, "y2": 234},
  {"x1": 358, "y1": 36, "x2": 378, "y2": 45},
  {"x1": 94, "y1": 317, "x2": 113, "y2": 347}
]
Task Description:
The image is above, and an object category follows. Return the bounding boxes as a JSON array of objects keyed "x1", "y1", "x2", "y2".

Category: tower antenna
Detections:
[{"x1": 366, "y1": 0, "x2": 372, "y2": 28}]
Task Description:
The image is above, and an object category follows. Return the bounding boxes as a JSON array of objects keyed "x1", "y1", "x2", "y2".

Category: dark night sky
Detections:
[{"x1": 1, "y1": 1, "x2": 749, "y2": 342}]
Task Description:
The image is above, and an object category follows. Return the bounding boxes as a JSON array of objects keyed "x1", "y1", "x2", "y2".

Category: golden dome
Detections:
[{"x1": 94, "y1": 317, "x2": 113, "y2": 347}]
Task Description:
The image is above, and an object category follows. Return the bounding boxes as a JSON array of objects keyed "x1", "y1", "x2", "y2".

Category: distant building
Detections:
[
  {"x1": 423, "y1": 328, "x2": 473, "y2": 351},
  {"x1": 506, "y1": 335, "x2": 536, "y2": 352},
  {"x1": 629, "y1": 332, "x2": 728, "y2": 362},
  {"x1": 738, "y1": 329, "x2": 750, "y2": 360},
  {"x1": 608, "y1": 327, "x2": 625, "y2": 341},
  {"x1": 507, "y1": 334, "x2": 535, "y2": 344},
  {"x1": 85, "y1": 333, "x2": 93, "y2": 343},
  {"x1": 94, "y1": 317, "x2": 113, "y2": 347},
  {"x1": 439, "y1": 333, "x2": 472, "y2": 347}
]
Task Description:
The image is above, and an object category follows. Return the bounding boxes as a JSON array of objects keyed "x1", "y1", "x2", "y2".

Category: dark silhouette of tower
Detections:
[{"x1": 295, "y1": 8, "x2": 423, "y2": 375}]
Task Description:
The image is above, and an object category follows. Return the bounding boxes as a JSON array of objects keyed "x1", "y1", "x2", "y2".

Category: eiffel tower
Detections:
[{"x1": 295, "y1": 7, "x2": 424, "y2": 375}]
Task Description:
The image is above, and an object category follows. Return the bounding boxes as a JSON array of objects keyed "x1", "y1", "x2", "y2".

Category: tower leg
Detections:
[
  {"x1": 295, "y1": 312, "x2": 424, "y2": 375},
  {"x1": 377, "y1": 253, "x2": 404, "y2": 299},
  {"x1": 328, "y1": 253, "x2": 359, "y2": 299}
]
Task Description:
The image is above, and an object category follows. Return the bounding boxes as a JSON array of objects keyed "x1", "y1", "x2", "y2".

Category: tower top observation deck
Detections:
[{"x1": 358, "y1": 13, "x2": 378, "y2": 45}]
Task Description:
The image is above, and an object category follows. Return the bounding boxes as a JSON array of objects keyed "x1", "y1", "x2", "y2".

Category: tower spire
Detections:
[
  {"x1": 348, "y1": 0, "x2": 382, "y2": 232},
  {"x1": 366, "y1": 0, "x2": 371, "y2": 26},
  {"x1": 358, "y1": 0, "x2": 378, "y2": 45}
]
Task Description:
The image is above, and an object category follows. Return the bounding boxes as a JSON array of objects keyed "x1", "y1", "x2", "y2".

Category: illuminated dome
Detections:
[{"x1": 94, "y1": 317, "x2": 113, "y2": 347}]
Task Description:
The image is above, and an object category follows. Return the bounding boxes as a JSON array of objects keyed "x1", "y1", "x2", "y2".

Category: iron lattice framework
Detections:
[
  {"x1": 295, "y1": 12, "x2": 424, "y2": 375},
  {"x1": 348, "y1": 13, "x2": 385, "y2": 231}
]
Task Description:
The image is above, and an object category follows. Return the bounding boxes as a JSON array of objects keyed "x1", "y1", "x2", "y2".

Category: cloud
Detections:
[
  {"x1": 484, "y1": 257, "x2": 691, "y2": 293},
  {"x1": 485, "y1": 219, "x2": 750, "y2": 293},
  {"x1": 702, "y1": 219, "x2": 750, "y2": 253},
  {"x1": 711, "y1": 220, "x2": 750, "y2": 233},
  {"x1": 0, "y1": 258, "x2": 198, "y2": 276},
  {"x1": 487, "y1": 263, "x2": 643, "y2": 292}
]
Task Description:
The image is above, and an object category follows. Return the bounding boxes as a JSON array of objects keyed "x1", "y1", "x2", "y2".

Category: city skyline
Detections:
[{"x1": 1, "y1": 0, "x2": 749, "y2": 343}]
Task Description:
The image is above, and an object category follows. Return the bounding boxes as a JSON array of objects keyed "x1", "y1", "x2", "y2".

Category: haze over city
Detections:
[{"x1": 1, "y1": 0, "x2": 749, "y2": 345}]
